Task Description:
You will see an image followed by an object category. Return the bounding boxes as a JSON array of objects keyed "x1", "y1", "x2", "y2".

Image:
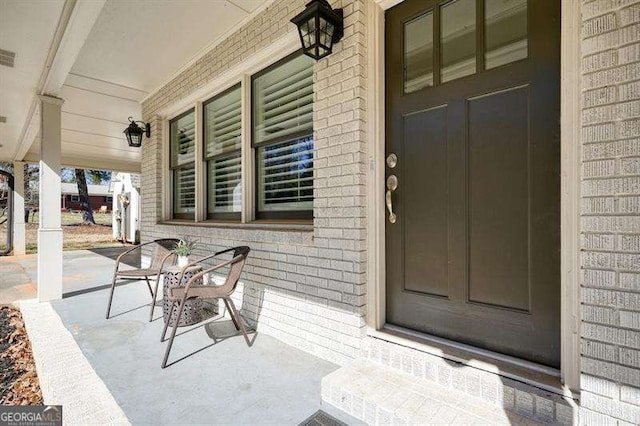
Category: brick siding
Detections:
[
  {"x1": 581, "y1": 1, "x2": 640, "y2": 424},
  {"x1": 138, "y1": 0, "x2": 640, "y2": 422},
  {"x1": 140, "y1": 0, "x2": 368, "y2": 366}
]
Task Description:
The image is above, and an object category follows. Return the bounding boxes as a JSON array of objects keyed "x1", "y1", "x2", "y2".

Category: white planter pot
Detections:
[{"x1": 177, "y1": 256, "x2": 189, "y2": 268}]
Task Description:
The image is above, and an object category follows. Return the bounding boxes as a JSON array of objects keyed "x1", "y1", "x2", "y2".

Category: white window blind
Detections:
[
  {"x1": 204, "y1": 86, "x2": 242, "y2": 218},
  {"x1": 253, "y1": 54, "x2": 314, "y2": 218},
  {"x1": 253, "y1": 54, "x2": 314, "y2": 146},
  {"x1": 170, "y1": 110, "x2": 195, "y2": 217},
  {"x1": 208, "y1": 155, "x2": 241, "y2": 214},
  {"x1": 170, "y1": 111, "x2": 195, "y2": 167},
  {"x1": 173, "y1": 166, "x2": 195, "y2": 216},
  {"x1": 257, "y1": 136, "x2": 313, "y2": 212},
  {"x1": 205, "y1": 87, "x2": 241, "y2": 157}
]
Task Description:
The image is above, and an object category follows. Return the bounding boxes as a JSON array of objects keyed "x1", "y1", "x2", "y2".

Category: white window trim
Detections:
[
  {"x1": 367, "y1": 0, "x2": 581, "y2": 396},
  {"x1": 241, "y1": 74, "x2": 254, "y2": 223},
  {"x1": 159, "y1": 32, "x2": 301, "y2": 223},
  {"x1": 194, "y1": 101, "x2": 205, "y2": 222},
  {"x1": 165, "y1": 108, "x2": 197, "y2": 220}
]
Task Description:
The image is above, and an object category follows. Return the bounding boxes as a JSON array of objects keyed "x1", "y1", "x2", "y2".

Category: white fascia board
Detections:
[
  {"x1": 22, "y1": 152, "x2": 140, "y2": 174},
  {"x1": 13, "y1": 102, "x2": 41, "y2": 161},
  {"x1": 43, "y1": 0, "x2": 107, "y2": 96},
  {"x1": 14, "y1": 0, "x2": 106, "y2": 161}
]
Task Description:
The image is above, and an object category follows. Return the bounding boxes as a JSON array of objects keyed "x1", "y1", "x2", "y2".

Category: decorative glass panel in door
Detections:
[
  {"x1": 441, "y1": 0, "x2": 476, "y2": 83},
  {"x1": 485, "y1": 0, "x2": 528, "y2": 69},
  {"x1": 404, "y1": 11, "x2": 434, "y2": 93}
]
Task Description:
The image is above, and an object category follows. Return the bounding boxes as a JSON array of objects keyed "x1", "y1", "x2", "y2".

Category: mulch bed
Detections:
[{"x1": 0, "y1": 306, "x2": 43, "y2": 405}]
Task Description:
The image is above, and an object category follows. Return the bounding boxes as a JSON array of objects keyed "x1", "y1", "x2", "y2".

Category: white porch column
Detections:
[
  {"x1": 12, "y1": 161, "x2": 26, "y2": 256},
  {"x1": 37, "y1": 95, "x2": 64, "y2": 302}
]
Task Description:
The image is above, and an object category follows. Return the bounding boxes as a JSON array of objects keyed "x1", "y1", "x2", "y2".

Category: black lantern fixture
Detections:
[
  {"x1": 123, "y1": 117, "x2": 150, "y2": 148},
  {"x1": 291, "y1": 0, "x2": 344, "y2": 61}
]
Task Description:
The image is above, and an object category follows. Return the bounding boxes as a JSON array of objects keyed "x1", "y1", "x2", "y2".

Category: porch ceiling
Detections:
[
  {"x1": 0, "y1": 0, "x2": 66, "y2": 162},
  {"x1": 0, "y1": 0, "x2": 269, "y2": 173}
]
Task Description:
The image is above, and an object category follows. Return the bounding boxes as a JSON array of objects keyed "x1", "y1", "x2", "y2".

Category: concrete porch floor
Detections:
[
  {"x1": 22, "y1": 281, "x2": 341, "y2": 425},
  {"x1": 0, "y1": 246, "x2": 137, "y2": 304},
  {"x1": 11, "y1": 250, "x2": 546, "y2": 425}
]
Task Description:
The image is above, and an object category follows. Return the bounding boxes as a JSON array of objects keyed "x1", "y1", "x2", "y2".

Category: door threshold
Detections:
[{"x1": 368, "y1": 324, "x2": 576, "y2": 399}]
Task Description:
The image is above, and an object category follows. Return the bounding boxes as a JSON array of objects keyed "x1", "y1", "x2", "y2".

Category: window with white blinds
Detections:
[
  {"x1": 257, "y1": 136, "x2": 313, "y2": 213},
  {"x1": 164, "y1": 52, "x2": 316, "y2": 223},
  {"x1": 204, "y1": 85, "x2": 242, "y2": 219},
  {"x1": 252, "y1": 53, "x2": 314, "y2": 219},
  {"x1": 170, "y1": 110, "x2": 196, "y2": 218}
]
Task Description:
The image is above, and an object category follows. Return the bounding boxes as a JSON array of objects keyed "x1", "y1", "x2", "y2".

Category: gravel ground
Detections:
[{"x1": 0, "y1": 306, "x2": 43, "y2": 405}]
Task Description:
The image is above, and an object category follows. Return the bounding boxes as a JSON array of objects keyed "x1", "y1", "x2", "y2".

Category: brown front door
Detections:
[{"x1": 385, "y1": 0, "x2": 561, "y2": 367}]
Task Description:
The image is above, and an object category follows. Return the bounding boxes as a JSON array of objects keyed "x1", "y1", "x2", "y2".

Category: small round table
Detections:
[{"x1": 163, "y1": 265, "x2": 204, "y2": 327}]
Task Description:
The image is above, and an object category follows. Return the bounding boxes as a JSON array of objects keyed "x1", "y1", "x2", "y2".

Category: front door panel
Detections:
[
  {"x1": 403, "y1": 106, "x2": 448, "y2": 297},
  {"x1": 385, "y1": 0, "x2": 560, "y2": 367}
]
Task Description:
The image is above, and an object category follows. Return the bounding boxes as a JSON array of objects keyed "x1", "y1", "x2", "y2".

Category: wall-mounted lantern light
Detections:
[
  {"x1": 291, "y1": 0, "x2": 344, "y2": 61},
  {"x1": 123, "y1": 117, "x2": 150, "y2": 148}
]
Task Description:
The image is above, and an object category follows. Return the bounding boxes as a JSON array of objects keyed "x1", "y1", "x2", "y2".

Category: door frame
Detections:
[{"x1": 365, "y1": 0, "x2": 581, "y2": 394}]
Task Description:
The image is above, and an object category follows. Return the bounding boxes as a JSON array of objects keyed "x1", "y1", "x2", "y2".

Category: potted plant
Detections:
[{"x1": 173, "y1": 238, "x2": 197, "y2": 267}]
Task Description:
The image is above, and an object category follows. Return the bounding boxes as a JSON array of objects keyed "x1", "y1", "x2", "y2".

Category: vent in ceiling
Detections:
[
  {"x1": 0, "y1": 49, "x2": 15, "y2": 68},
  {"x1": 0, "y1": 116, "x2": 6, "y2": 123}
]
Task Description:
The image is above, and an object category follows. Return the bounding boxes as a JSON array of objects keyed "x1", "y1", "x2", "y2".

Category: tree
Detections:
[
  {"x1": 0, "y1": 162, "x2": 37, "y2": 222},
  {"x1": 72, "y1": 169, "x2": 112, "y2": 225},
  {"x1": 87, "y1": 170, "x2": 111, "y2": 185},
  {"x1": 61, "y1": 168, "x2": 75, "y2": 183},
  {"x1": 74, "y1": 169, "x2": 95, "y2": 225},
  {"x1": 24, "y1": 164, "x2": 39, "y2": 222},
  {"x1": 0, "y1": 162, "x2": 12, "y2": 224}
]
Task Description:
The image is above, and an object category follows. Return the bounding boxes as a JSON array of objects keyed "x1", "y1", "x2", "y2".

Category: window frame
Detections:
[
  {"x1": 250, "y1": 51, "x2": 314, "y2": 221},
  {"x1": 203, "y1": 83, "x2": 243, "y2": 221},
  {"x1": 401, "y1": 0, "x2": 530, "y2": 94},
  {"x1": 169, "y1": 108, "x2": 197, "y2": 220},
  {"x1": 161, "y1": 47, "x2": 314, "y2": 225}
]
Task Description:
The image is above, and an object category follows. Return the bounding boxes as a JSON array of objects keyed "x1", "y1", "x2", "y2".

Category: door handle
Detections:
[{"x1": 386, "y1": 175, "x2": 398, "y2": 224}]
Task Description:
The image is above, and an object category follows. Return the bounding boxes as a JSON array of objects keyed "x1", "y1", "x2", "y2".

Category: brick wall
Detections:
[
  {"x1": 140, "y1": 0, "x2": 368, "y2": 366},
  {"x1": 139, "y1": 0, "x2": 640, "y2": 421},
  {"x1": 580, "y1": 1, "x2": 640, "y2": 424}
]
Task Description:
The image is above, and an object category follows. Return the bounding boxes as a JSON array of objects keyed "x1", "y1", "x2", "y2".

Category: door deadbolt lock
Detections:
[
  {"x1": 386, "y1": 153, "x2": 397, "y2": 169},
  {"x1": 386, "y1": 174, "x2": 398, "y2": 224}
]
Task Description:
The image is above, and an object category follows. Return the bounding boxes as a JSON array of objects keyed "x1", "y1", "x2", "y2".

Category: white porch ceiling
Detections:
[
  {"x1": 0, "y1": 0, "x2": 66, "y2": 162},
  {"x1": 0, "y1": 0, "x2": 269, "y2": 173},
  {"x1": 72, "y1": 0, "x2": 266, "y2": 94}
]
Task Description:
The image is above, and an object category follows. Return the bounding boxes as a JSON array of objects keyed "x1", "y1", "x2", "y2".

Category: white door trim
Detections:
[
  {"x1": 559, "y1": 0, "x2": 582, "y2": 395},
  {"x1": 365, "y1": 0, "x2": 581, "y2": 394},
  {"x1": 366, "y1": 0, "x2": 387, "y2": 333}
]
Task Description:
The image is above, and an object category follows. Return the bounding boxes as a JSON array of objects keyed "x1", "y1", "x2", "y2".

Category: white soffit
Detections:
[
  {"x1": 71, "y1": 0, "x2": 269, "y2": 93},
  {"x1": 2, "y1": 0, "x2": 269, "y2": 172},
  {"x1": 52, "y1": 0, "x2": 268, "y2": 172},
  {"x1": 0, "y1": 0, "x2": 66, "y2": 160}
]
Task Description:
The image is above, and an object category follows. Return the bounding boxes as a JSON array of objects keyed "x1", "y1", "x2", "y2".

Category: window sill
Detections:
[{"x1": 158, "y1": 219, "x2": 314, "y2": 232}]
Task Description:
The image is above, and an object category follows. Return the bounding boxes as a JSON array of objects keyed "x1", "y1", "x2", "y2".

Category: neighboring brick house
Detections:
[
  {"x1": 137, "y1": 0, "x2": 640, "y2": 424},
  {"x1": 61, "y1": 182, "x2": 112, "y2": 212}
]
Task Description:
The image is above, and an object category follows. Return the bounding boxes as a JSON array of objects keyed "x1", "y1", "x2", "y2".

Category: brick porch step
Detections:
[{"x1": 321, "y1": 359, "x2": 545, "y2": 425}]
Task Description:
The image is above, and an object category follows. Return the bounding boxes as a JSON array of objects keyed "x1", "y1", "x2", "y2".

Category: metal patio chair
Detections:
[
  {"x1": 105, "y1": 238, "x2": 180, "y2": 321},
  {"x1": 160, "y1": 246, "x2": 251, "y2": 368}
]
